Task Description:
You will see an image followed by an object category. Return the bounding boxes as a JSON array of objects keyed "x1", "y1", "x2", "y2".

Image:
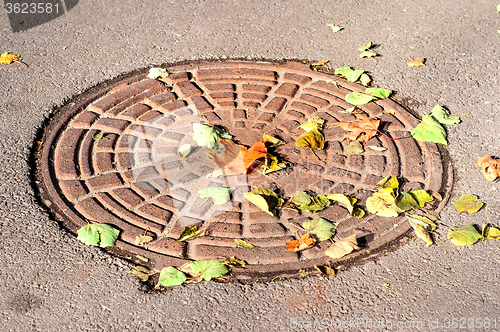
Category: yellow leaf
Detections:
[
  {"x1": 314, "y1": 265, "x2": 336, "y2": 277},
  {"x1": 482, "y1": 224, "x2": 500, "y2": 240},
  {"x1": 360, "y1": 73, "x2": 371, "y2": 86},
  {"x1": 358, "y1": 42, "x2": 372, "y2": 52},
  {"x1": 454, "y1": 195, "x2": 484, "y2": 214},
  {"x1": 325, "y1": 234, "x2": 360, "y2": 259},
  {"x1": 0, "y1": 52, "x2": 22, "y2": 65},
  {"x1": 298, "y1": 118, "x2": 325, "y2": 132},
  {"x1": 263, "y1": 134, "x2": 286, "y2": 146},
  {"x1": 311, "y1": 60, "x2": 329, "y2": 66},
  {"x1": 344, "y1": 140, "x2": 364, "y2": 154},
  {"x1": 295, "y1": 129, "x2": 325, "y2": 149},
  {"x1": 359, "y1": 50, "x2": 377, "y2": 58},
  {"x1": 414, "y1": 224, "x2": 433, "y2": 246},
  {"x1": 326, "y1": 24, "x2": 343, "y2": 33},
  {"x1": 407, "y1": 57, "x2": 425, "y2": 67}
]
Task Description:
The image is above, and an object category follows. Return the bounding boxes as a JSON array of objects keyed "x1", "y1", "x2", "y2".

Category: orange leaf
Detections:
[
  {"x1": 211, "y1": 140, "x2": 268, "y2": 175},
  {"x1": 286, "y1": 234, "x2": 316, "y2": 252},
  {"x1": 476, "y1": 155, "x2": 500, "y2": 182},
  {"x1": 333, "y1": 117, "x2": 380, "y2": 143}
]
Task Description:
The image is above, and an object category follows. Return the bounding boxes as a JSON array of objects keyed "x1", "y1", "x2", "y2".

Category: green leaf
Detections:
[
  {"x1": 430, "y1": 104, "x2": 460, "y2": 125},
  {"x1": 178, "y1": 144, "x2": 192, "y2": 159},
  {"x1": 410, "y1": 190, "x2": 434, "y2": 207},
  {"x1": 298, "y1": 118, "x2": 324, "y2": 131},
  {"x1": 288, "y1": 191, "x2": 330, "y2": 212},
  {"x1": 345, "y1": 91, "x2": 373, "y2": 105},
  {"x1": 129, "y1": 266, "x2": 155, "y2": 282},
  {"x1": 176, "y1": 226, "x2": 205, "y2": 242},
  {"x1": 198, "y1": 187, "x2": 232, "y2": 205},
  {"x1": 482, "y1": 224, "x2": 500, "y2": 240},
  {"x1": 344, "y1": 69, "x2": 365, "y2": 82},
  {"x1": 376, "y1": 176, "x2": 399, "y2": 190},
  {"x1": 234, "y1": 239, "x2": 255, "y2": 248},
  {"x1": 327, "y1": 194, "x2": 356, "y2": 214},
  {"x1": 157, "y1": 267, "x2": 186, "y2": 287},
  {"x1": 447, "y1": 224, "x2": 483, "y2": 246},
  {"x1": 335, "y1": 66, "x2": 352, "y2": 76},
  {"x1": 295, "y1": 129, "x2": 325, "y2": 149},
  {"x1": 345, "y1": 140, "x2": 364, "y2": 154},
  {"x1": 189, "y1": 259, "x2": 229, "y2": 281},
  {"x1": 192, "y1": 123, "x2": 231, "y2": 150},
  {"x1": 244, "y1": 187, "x2": 284, "y2": 216},
  {"x1": 411, "y1": 114, "x2": 448, "y2": 145},
  {"x1": 365, "y1": 87, "x2": 392, "y2": 99},
  {"x1": 303, "y1": 218, "x2": 338, "y2": 241},
  {"x1": 360, "y1": 73, "x2": 371, "y2": 86},
  {"x1": 359, "y1": 50, "x2": 377, "y2": 58},
  {"x1": 396, "y1": 192, "x2": 420, "y2": 211},
  {"x1": 454, "y1": 194, "x2": 484, "y2": 214},
  {"x1": 77, "y1": 224, "x2": 120, "y2": 248},
  {"x1": 327, "y1": 23, "x2": 343, "y2": 32},
  {"x1": 358, "y1": 42, "x2": 372, "y2": 52},
  {"x1": 93, "y1": 133, "x2": 103, "y2": 141}
]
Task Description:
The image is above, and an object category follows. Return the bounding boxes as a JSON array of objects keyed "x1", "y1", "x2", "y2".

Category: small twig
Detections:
[
  {"x1": 142, "y1": 227, "x2": 149, "y2": 236},
  {"x1": 14, "y1": 60, "x2": 29, "y2": 67}
]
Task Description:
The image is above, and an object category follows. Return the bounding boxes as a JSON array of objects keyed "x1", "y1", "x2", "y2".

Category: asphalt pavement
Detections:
[{"x1": 0, "y1": 0, "x2": 499, "y2": 331}]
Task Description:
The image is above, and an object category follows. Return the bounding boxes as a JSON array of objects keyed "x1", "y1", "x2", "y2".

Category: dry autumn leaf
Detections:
[
  {"x1": 0, "y1": 52, "x2": 22, "y2": 65},
  {"x1": 476, "y1": 155, "x2": 500, "y2": 182},
  {"x1": 211, "y1": 140, "x2": 268, "y2": 175},
  {"x1": 407, "y1": 57, "x2": 426, "y2": 67},
  {"x1": 333, "y1": 117, "x2": 381, "y2": 143},
  {"x1": 324, "y1": 234, "x2": 360, "y2": 259},
  {"x1": 286, "y1": 234, "x2": 316, "y2": 252}
]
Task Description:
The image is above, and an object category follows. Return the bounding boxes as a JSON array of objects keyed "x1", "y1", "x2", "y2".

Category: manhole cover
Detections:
[{"x1": 36, "y1": 60, "x2": 452, "y2": 281}]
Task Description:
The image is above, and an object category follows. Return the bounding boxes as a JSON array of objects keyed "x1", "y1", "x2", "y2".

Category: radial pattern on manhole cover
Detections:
[{"x1": 37, "y1": 60, "x2": 452, "y2": 281}]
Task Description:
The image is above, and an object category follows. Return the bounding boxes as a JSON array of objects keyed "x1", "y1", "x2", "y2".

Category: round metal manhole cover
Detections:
[{"x1": 36, "y1": 60, "x2": 452, "y2": 281}]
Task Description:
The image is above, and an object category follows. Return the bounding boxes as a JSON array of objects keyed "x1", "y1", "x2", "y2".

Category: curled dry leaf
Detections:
[
  {"x1": 135, "y1": 235, "x2": 154, "y2": 247},
  {"x1": 414, "y1": 224, "x2": 433, "y2": 246},
  {"x1": 234, "y1": 239, "x2": 255, "y2": 248},
  {"x1": 476, "y1": 155, "x2": 500, "y2": 182},
  {"x1": 147, "y1": 67, "x2": 169, "y2": 79},
  {"x1": 211, "y1": 140, "x2": 268, "y2": 175},
  {"x1": 326, "y1": 23, "x2": 343, "y2": 32},
  {"x1": 0, "y1": 52, "x2": 22, "y2": 65},
  {"x1": 286, "y1": 234, "x2": 316, "y2": 252},
  {"x1": 314, "y1": 265, "x2": 336, "y2": 277},
  {"x1": 482, "y1": 224, "x2": 500, "y2": 240},
  {"x1": 244, "y1": 187, "x2": 284, "y2": 216},
  {"x1": 333, "y1": 117, "x2": 381, "y2": 143},
  {"x1": 345, "y1": 140, "x2": 364, "y2": 154},
  {"x1": 176, "y1": 226, "x2": 204, "y2": 242},
  {"x1": 130, "y1": 266, "x2": 155, "y2": 282},
  {"x1": 324, "y1": 234, "x2": 360, "y2": 259},
  {"x1": 407, "y1": 57, "x2": 426, "y2": 67},
  {"x1": 360, "y1": 73, "x2": 371, "y2": 86}
]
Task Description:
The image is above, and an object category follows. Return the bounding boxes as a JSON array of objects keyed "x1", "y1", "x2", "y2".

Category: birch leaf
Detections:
[
  {"x1": 189, "y1": 259, "x2": 229, "y2": 281},
  {"x1": 430, "y1": 104, "x2": 460, "y2": 125},
  {"x1": 298, "y1": 118, "x2": 324, "y2": 131},
  {"x1": 303, "y1": 218, "x2": 338, "y2": 241},
  {"x1": 360, "y1": 50, "x2": 377, "y2": 58},
  {"x1": 77, "y1": 224, "x2": 120, "y2": 248},
  {"x1": 345, "y1": 91, "x2": 373, "y2": 105},
  {"x1": 396, "y1": 192, "x2": 420, "y2": 211},
  {"x1": 410, "y1": 190, "x2": 434, "y2": 207},
  {"x1": 325, "y1": 234, "x2": 360, "y2": 259},
  {"x1": 344, "y1": 69, "x2": 365, "y2": 83},
  {"x1": 327, "y1": 194, "x2": 356, "y2": 214},
  {"x1": 454, "y1": 195, "x2": 484, "y2": 214},
  {"x1": 411, "y1": 115, "x2": 448, "y2": 145},
  {"x1": 447, "y1": 224, "x2": 483, "y2": 246}
]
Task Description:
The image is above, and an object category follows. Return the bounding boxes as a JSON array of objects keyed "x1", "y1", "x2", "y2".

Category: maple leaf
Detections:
[
  {"x1": 211, "y1": 140, "x2": 268, "y2": 175},
  {"x1": 332, "y1": 117, "x2": 380, "y2": 143},
  {"x1": 286, "y1": 234, "x2": 316, "y2": 252},
  {"x1": 476, "y1": 155, "x2": 500, "y2": 182}
]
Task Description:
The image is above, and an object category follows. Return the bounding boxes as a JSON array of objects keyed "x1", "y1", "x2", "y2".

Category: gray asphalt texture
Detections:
[{"x1": 1, "y1": 0, "x2": 499, "y2": 331}]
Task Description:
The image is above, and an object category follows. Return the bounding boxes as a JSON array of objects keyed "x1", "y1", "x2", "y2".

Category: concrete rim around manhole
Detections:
[{"x1": 34, "y1": 59, "x2": 453, "y2": 283}]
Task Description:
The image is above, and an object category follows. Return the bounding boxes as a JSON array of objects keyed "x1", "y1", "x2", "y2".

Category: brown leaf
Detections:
[
  {"x1": 211, "y1": 140, "x2": 268, "y2": 175},
  {"x1": 295, "y1": 129, "x2": 325, "y2": 149},
  {"x1": 476, "y1": 155, "x2": 500, "y2": 182},
  {"x1": 332, "y1": 117, "x2": 380, "y2": 143},
  {"x1": 286, "y1": 234, "x2": 316, "y2": 252}
]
